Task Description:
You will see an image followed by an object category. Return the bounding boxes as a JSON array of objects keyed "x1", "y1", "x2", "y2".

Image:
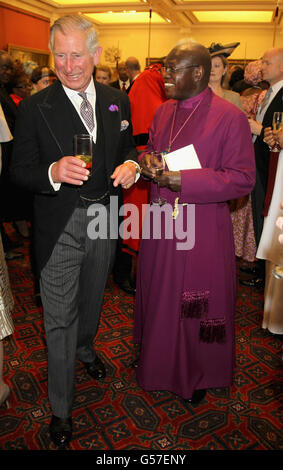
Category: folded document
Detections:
[{"x1": 164, "y1": 144, "x2": 202, "y2": 171}]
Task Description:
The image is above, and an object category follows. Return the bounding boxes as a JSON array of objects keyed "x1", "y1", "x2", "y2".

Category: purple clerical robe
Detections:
[{"x1": 134, "y1": 87, "x2": 255, "y2": 399}]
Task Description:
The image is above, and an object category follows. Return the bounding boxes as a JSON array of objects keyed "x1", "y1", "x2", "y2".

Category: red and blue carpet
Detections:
[{"x1": 0, "y1": 225, "x2": 282, "y2": 454}]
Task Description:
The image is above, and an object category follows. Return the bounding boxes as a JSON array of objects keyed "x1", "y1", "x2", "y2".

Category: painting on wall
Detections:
[{"x1": 8, "y1": 44, "x2": 50, "y2": 72}]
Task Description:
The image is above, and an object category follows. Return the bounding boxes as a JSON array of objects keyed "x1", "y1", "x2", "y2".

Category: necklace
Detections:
[{"x1": 167, "y1": 97, "x2": 203, "y2": 153}]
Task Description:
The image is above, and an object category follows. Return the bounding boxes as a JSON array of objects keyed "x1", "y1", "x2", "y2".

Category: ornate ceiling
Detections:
[{"x1": 11, "y1": 1, "x2": 283, "y2": 30}]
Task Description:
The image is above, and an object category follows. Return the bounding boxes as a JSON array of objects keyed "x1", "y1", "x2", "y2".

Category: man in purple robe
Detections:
[{"x1": 133, "y1": 39, "x2": 255, "y2": 403}]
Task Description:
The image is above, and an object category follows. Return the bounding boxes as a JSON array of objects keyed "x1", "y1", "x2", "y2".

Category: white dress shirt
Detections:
[
  {"x1": 119, "y1": 79, "x2": 130, "y2": 91},
  {"x1": 49, "y1": 78, "x2": 139, "y2": 190}
]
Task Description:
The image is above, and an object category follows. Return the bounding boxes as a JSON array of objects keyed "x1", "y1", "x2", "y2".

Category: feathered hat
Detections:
[{"x1": 208, "y1": 42, "x2": 240, "y2": 58}]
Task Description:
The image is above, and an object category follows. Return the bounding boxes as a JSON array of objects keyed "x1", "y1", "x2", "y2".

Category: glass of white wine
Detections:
[
  {"x1": 272, "y1": 265, "x2": 283, "y2": 280},
  {"x1": 272, "y1": 112, "x2": 283, "y2": 152},
  {"x1": 74, "y1": 134, "x2": 93, "y2": 176},
  {"x1": 150, "y1": 152, "x2": 166, "y2": 206}
]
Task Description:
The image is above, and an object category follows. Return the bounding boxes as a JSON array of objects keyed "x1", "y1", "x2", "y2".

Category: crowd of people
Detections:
[{"x1": 0, "y1": 14, "x2": 282, "y2": 448}]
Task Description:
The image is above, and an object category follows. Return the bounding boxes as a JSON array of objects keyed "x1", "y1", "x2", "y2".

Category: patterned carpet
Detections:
[{"x1": 0, "y1": 224, "x2": 282, "y2": 453}]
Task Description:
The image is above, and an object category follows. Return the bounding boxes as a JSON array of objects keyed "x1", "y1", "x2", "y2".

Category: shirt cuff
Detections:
[
  {"x1": 48, "y1": 162, "x2": 61, "y2": 191},
  {"x1": 125, "y1": 159, "x2": 141, "y2": 183}
]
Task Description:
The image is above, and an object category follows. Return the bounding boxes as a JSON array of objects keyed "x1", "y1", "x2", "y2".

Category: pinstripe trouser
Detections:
[{"x1": 40, "y1": 204, "x2": 117, "y2": 418}]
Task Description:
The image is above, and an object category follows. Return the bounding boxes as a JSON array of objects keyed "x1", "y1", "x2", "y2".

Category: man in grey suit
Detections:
[{"x1": 11, "y1": 15, "x2": 139, "y2": 447}]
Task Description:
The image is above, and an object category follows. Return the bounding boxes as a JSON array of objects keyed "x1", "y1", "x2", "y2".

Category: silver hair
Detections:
[{"x1": 49, "y1": 14, "x2": 99, "y2": 55}]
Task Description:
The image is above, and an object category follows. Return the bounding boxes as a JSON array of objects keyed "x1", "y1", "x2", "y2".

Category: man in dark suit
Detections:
[
  {"x1": 110, "y1": 61, "x2": 130, "y2": 93},
  {"x1": 11, "y1": 14, "x2": 139, "y2": 447},
  {"x1": 241, "y1": 47, "x2": 283, "y2": 288}
]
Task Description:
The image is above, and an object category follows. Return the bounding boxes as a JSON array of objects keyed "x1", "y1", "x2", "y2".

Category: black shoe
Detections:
[
  {"x1": 187, "y1": 389, "x2": 207, "y2": 404},
  {"x1": 84, "y1": 356, "x2": 106, "y2": 380},
  {"x1": 49, "y1": 415, "x2": 72, "y2": 448},
  {"x1": 240, "y1": 277, "x2": 265, "y2": 289},
  {"x1": 115, "y1": 279, "x2": 136, "y2": 295}
]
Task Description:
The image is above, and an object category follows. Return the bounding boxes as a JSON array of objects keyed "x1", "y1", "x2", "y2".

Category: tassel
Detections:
[
  {"x1": 200, "y1": 318, "x2": 226, "y2": 343},
  {"x1": 181, "y1": 290, "x2": 210, "y2": 318}
]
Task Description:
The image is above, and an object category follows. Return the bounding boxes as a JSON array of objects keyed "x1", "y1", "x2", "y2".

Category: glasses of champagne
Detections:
[
  {"x1": 74, "y1": 134, "x2": 93, "y2": 176},
  {"x1": 272, "y1": 112, "x2": 283, "y2": 152},
  {"x1": 150, "y1": 152, "x2": 167, "y2": 206}
]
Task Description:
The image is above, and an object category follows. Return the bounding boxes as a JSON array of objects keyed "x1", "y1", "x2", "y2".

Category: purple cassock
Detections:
[{"x1": 133, "y1": 87, "x2": 256, "y2": 399}]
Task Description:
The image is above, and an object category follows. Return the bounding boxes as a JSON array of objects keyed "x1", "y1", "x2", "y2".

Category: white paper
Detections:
[{"x1": 164, "y1": 144, "x2": 201, "y2": 171}]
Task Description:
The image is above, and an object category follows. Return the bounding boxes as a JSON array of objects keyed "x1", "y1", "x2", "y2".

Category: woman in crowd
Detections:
[
  {"x1": 31, "y1": 66, "x2": 57, "y2": 94},
  {"x1": 208, "y1": 45, "x2": 242, "y2": 110},
  {"x1": 9, "y1": 71, "x2": 32, "y2": 106},
  {"x1": 95, "y1": 65, "x2": 112, "y2": 85},
  {"x1": 0, "y1": 103, "x2": 14, "y2": 408},
  {"x1": 230, "y1": 61, "x2": 267, "y2": 272}
]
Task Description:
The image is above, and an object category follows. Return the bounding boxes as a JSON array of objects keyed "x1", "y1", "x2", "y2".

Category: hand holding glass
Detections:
[
  {"x1": 150, "y1": 152, "x2": 166, "y2": 206},
  {"x1": 272, "y1": 112, "x2": 283, "y2": 152},
  {"x1": 74, "y1": 134, "x2": 93, "y2": 176}
]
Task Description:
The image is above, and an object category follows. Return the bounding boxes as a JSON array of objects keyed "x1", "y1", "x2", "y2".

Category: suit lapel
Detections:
[
  {"x1": 263, "y1": 87, "x2": 283, "y2": 127},
  {"x1": 37, "y1": 81, "x2": 122, "y2": 174},
  {"x1": 37, "y1": 81, "x2": 86, "y2": 157},
  {"x1": 95, "y1": 82, "x2": 121, "y2": 176}
]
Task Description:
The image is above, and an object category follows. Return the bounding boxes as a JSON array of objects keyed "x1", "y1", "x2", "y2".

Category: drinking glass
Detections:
[
  {"x1": 74, "y1": 134, "x2": 93, "y2": 176},
  {"x1": 150, "y1": 152, "x2": 166, "y2": 206},
  {"x1": 272, "y1": 112, "x2": 283, "y2": 152},
  {"x1": 272, "y1": 265, "x2": 283, "y2": 280}
]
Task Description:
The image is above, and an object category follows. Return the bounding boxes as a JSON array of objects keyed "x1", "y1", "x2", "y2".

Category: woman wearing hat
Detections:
[{"x1": 208, "y1": 42, "x2": 242, "y2": 109}]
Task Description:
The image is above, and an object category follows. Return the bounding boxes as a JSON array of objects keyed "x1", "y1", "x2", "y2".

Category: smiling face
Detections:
[
  {"x1": 209, "y1": 56, "x2": 227, "y2": 86},
  {"x1": 163, "y1": 45, "x2": 208, "y2": 101},
  {"x1": 53, "y1": 29, "x2": 102, "y2": 92}
]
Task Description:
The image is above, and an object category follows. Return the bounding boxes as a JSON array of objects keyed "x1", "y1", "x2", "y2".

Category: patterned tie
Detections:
[{"x1": 78, "y1": 92, "x2": 94, "y2": 132}]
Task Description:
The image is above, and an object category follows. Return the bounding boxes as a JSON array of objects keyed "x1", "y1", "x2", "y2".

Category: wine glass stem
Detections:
[{"x1": 157, "y1": 182, "x2": 161, "y2": 201}]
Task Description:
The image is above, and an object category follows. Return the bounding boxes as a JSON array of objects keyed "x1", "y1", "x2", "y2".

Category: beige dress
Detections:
[
  {"x1": 0, "y1": 234, "x2": 14, "y2": 340},
  {"x1": 222, "y1": 89, "x2": 257, "y2": 262}
]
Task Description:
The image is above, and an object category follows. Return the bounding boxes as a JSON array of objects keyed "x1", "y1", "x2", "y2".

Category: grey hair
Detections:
[{"x1": 49, "y1": 14, "x2": 99, "y2": 55}]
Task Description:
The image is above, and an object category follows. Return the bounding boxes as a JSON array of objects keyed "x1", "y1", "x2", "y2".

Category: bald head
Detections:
[
  {"x1": 262, "y1": 47, "x2": 283, "y2": 85},
  {"x1": 163, "y1": 39, "x2": 211, "y2": 100},
  {"x1": 170, "y1": 40, "x2": 211, "y2": 84},
  {"x1": 125, "y1": 57, "x2": 140, "y2": 80}
]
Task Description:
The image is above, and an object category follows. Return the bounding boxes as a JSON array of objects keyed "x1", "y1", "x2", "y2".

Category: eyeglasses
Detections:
[
  {"x1": 15, "y1": 83, "x2": 32, "y2": 89},
  {"x1": 162, "y1": 64, "x2": 200, "y2": 75}
]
